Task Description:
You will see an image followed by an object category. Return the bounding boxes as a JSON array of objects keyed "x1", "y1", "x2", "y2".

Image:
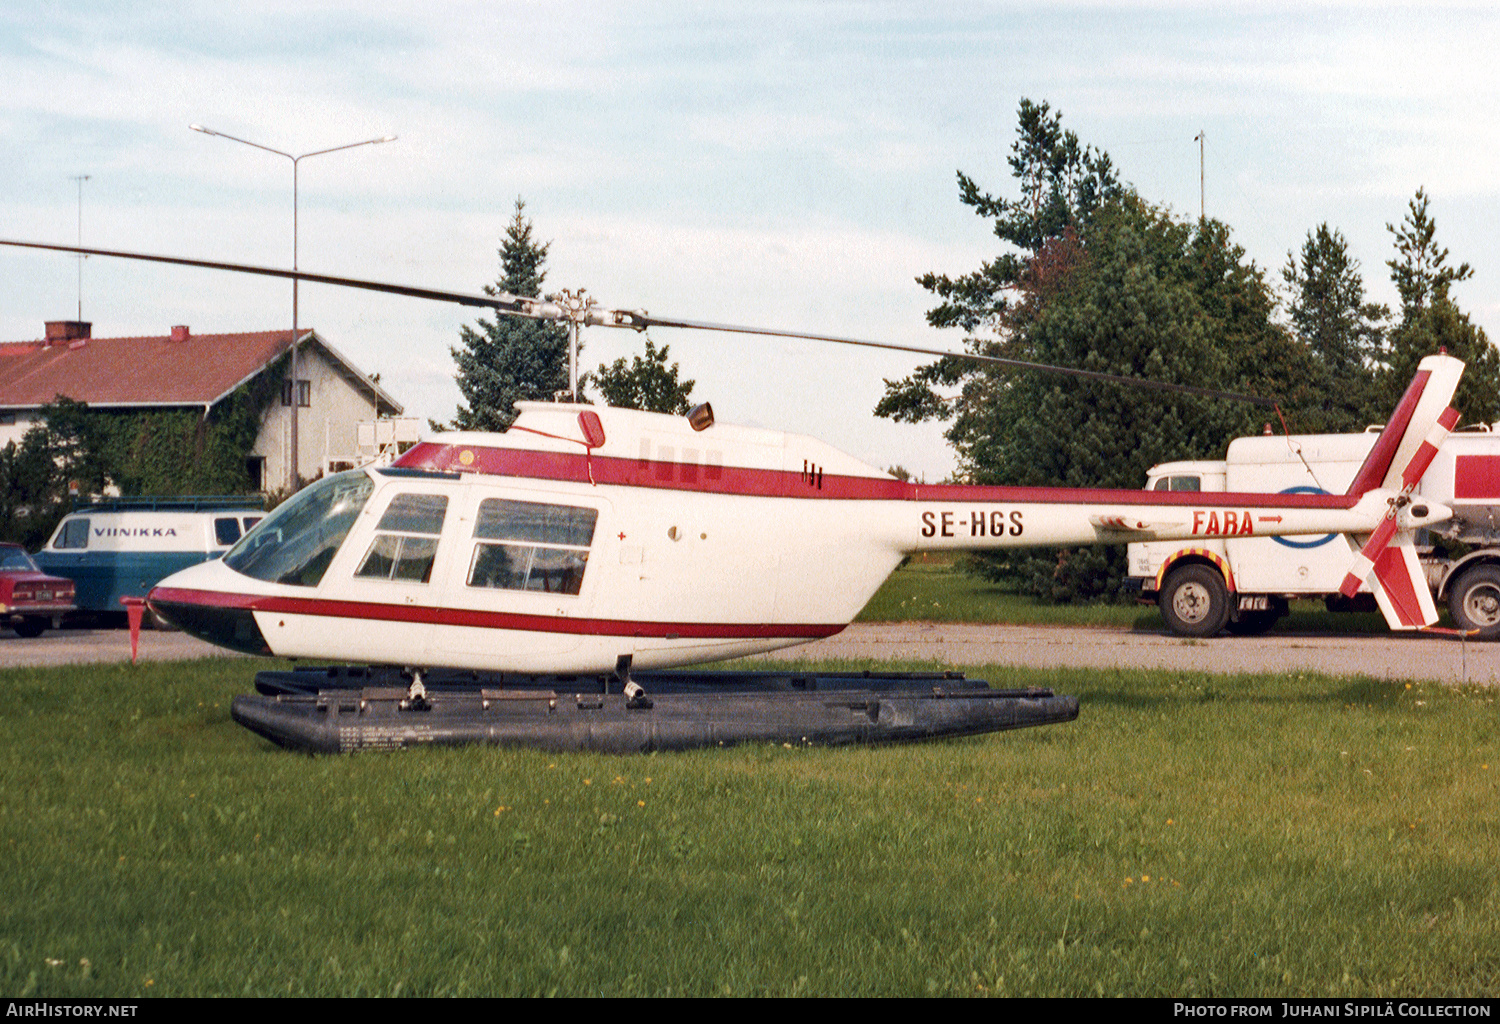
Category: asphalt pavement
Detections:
[
  {"x1": 764, "y1": 622, "x2": 1500, "y2": 686},
  {"x1": 5, "y1": 620, "x2": 1498, "y2": 684},
  {"x1": 0, "y1": 625, "x2": 244, "y2": 668}
]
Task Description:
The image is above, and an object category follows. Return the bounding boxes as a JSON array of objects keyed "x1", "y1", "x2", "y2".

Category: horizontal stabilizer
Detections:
[{"x1": 1088, "y1": 515, "x2": 1185, "y2": 534}]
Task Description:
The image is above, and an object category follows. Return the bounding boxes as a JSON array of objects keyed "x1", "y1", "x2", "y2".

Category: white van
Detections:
[{"x1": 35, "y1": 497, "x2": 264, "y2": 616}]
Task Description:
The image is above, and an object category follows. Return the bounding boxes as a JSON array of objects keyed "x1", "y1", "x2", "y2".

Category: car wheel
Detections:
[{"x1": 12, "y1": 617, "x2": 47, "y2": 638}]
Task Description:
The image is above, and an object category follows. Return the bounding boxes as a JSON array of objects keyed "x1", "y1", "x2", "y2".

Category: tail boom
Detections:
[{"x1": 901, "y1": 488, "x2": 1445, "y2": 554}]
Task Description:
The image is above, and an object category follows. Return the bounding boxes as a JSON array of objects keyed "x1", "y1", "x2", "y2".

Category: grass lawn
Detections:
[
  {"x1": 1, "y1": 654, "x2": 1495, "y2": 997},
  {"x1": 856, "y1": 555, "x2": 1396, "y2": 634}
]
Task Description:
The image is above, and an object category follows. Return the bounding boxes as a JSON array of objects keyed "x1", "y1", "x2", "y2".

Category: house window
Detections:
[
  {"x1": 246, "y1": 457, "x2": 265, "y2": 491},
  {"x1": 281, "y1": 379, "x2": 311, "y2": 407}
]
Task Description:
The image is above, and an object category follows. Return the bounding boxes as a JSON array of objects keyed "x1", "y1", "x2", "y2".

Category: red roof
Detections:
[{"x1": 0, "y1": 329, "x2": 295, "y2": 409}]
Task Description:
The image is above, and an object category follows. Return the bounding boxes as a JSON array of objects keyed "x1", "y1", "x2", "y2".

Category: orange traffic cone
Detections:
[{"x1": 121, "y1": 596, "x2": 146, "y2": 664}]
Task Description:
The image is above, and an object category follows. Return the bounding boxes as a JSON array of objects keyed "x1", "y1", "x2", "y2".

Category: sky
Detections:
[{"x1": 3, "y1": 1, "x2": 1499, "y2": 481}]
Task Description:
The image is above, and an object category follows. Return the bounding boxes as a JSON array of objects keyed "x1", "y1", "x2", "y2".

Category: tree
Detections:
[
  {"x1": 590, "y1": 338, "x2": 695, "y2": 414},
  {"x1": 0, "y1": 385, "x2": 278, "y2": 548},
  {"x1": 1387, "y1": 188, "x2": 1471, "y2": 323},
  {"x1": 877, "y1": 99, "x2": 1120, "y2": 427},
  {"x1": 1381, "y1": 189, "x2": 1500, "y2": 423},
  {"x1": 1281, "y1": 224, "x2": 1388, "y2": 431},
  {"x1": 450, "y1": 200, "x2": 572, "y2": 431},
  {"x1": 879, "y1": 100, "x2": 1317, "y2": 601}
]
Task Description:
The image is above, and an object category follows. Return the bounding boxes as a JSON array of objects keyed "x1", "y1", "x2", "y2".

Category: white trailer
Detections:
[{"x1": 1126, "y1": 426, "x2": 1500, "y2": 638}]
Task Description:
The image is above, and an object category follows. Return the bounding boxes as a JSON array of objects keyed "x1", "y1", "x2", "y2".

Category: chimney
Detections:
[
  {"x1": 170, "y1": 325, "x2": 190, "y2": 342},
  {"x1": 44, "y1": 321, "x2": 91, "y2": 345}
]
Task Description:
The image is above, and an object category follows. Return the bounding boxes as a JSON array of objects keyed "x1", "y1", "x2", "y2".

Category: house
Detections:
[{"x1": 0, "y1": 321, "x2": 402, "y2": 491}]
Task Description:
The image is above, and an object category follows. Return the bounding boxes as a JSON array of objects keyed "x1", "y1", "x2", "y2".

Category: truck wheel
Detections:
[
  {"x1": 11, "y1": 617, "x2": 47, "y2": 638},
  {"x1": 1158, "y1": 564, "x2": 1231, "y2": 638},
  {"x1": 1447, "y1": 565, "x2": 1500, "y2": 639}
]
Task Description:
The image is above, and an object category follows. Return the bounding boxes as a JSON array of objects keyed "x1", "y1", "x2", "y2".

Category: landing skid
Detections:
[{"x1": 233, "y1": 666, "x2": 1079, "y2": 754}]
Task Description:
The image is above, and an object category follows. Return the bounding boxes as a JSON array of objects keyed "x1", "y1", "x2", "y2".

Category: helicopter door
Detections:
[
  {"x1": 428, "y1": 491, "x2": 609, "y2": 667},
  {"x1": 332, "y1": 488, "x2": 454, "y2": 666}
]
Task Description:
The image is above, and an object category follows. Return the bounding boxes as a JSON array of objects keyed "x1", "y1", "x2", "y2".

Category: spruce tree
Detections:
[
  {"x1": 877, "y1": 99, "x2": 1319, "y2": 602},
  {"x1": 590, "y1": 339, "x2": 696, "y2": 414},
  {"x1": 1381, "y1": 189, "x2": 1500, "y2": 424},
  {"x1": 450, "y1": 200, "x2": 572, "y2": 431},
  {"x1": 1282, "y1": 224, "x2": 1388, "y2": 431}
]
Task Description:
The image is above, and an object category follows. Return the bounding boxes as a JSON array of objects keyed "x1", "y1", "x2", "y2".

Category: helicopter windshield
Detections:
[{"x1": 223, "y1": 471, "x2": 375, "y2": 587}]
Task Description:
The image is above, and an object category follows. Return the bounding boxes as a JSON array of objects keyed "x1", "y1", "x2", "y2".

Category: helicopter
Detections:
[{"x1": 0, "y1": 239, "x2": 1466, "y2": 751}]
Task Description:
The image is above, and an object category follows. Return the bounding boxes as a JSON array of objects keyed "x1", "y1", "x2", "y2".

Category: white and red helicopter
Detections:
[{"x1": 0, "y1": 239, "x2": 1466, "y2": 751}]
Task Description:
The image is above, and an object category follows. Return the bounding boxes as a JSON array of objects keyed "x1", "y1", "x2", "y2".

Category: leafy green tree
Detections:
[
  {"x1": 590, "y1": 338, "x2": 695, "y2": 414},
  {"x1": 957, "y1": 200, "x2": 1321, "y2": 600},
  {"x1": 451, "y1": 200, "x2": 572, "y2": 431},
  {"x1": 1281, "y1": 224, "x2": 1389, "y2": 431},
  {"x1": 0, "y1": 431, "x2": 68, "y2": 548},
  {"x1": 0, "y1": 398, "x2": 107, "y2": 547},
  {"x1": 1380, "y1": 189, "x2": 1500, "y2": 424},
  {"x1": 877, "y1": 99, "x2": 1120, "y2": 427},
  {"x1": 0, "y1": 383, "x2": 278, "y2": 547},
  {"x1": 881, "y1": 100, "x2": 1316, "y2": 601}
]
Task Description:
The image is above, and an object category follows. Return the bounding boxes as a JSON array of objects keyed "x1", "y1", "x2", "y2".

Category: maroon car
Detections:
[{"x1": 1, "y1": 543, "x2": 77, "y2": 638}]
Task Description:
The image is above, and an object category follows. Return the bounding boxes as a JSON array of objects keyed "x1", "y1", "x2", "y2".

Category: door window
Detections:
[{"x1": 355, "y1": 493, "x2": 449, "y2": 583}]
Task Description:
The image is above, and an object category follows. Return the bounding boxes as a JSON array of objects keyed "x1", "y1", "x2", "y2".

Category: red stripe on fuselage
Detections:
[
  {"x1": 149, "y1": 587, "x2": 844, "y2": 640},
  {"x1": 394, "y1": 442, "x2": 1361, "y2": 509}
]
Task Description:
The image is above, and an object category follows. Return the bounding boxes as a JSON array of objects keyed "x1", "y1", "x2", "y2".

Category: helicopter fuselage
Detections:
[{"x1": 147, "y1": 399, "x2": 1443, "y2": 674}]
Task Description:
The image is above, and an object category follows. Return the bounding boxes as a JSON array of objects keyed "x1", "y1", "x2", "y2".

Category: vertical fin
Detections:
[
  {"x1": 1336, "y1": 354, "x2": 1464, "y2": 627},
  {"x1": 1345, "y1": 355, "x2": 1464, "y2": 496}
]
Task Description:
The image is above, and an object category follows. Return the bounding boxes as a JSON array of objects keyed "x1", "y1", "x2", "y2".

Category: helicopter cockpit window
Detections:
[
  {"x1": 467, "y1": 498, "x2": 597, "y2": 596},
  {"x1": 355, "y1": 493, "x2": 449, "y2": 583},
  {"x1": 223, "y1": 471, "x2": 375, "y2": 587}
]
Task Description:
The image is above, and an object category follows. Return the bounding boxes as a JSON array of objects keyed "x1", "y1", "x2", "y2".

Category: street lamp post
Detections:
[{"x1": 189, "y1": 124, "x2": 396, "y2": 491}]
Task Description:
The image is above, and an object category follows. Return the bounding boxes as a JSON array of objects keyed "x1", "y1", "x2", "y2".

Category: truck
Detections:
[{"x1": 1126, "y1": 426, "x2": 1500, "y2": 638}]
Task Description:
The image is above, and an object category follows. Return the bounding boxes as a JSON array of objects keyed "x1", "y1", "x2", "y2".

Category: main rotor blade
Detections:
[
  {"x1": 622, "y1": 313, "x2": 1277, "y2": 407},
  {"x1": 2, "y1": 237, "x2": 1275, "y2": 407},
  {"x1": 0, "y1": 238, "x2": 552, "y2": 317}
]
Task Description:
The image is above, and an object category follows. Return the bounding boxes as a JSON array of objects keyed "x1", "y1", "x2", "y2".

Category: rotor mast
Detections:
[{"x1": 554, "y1": 288, "x2": 592, "y2": 401}]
